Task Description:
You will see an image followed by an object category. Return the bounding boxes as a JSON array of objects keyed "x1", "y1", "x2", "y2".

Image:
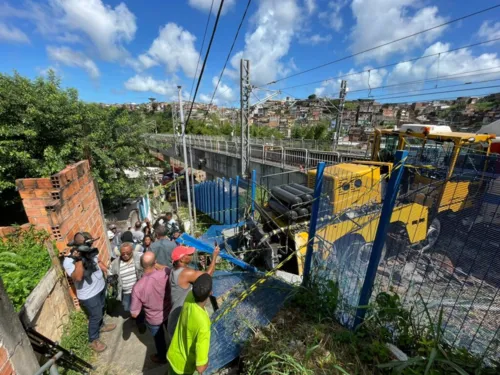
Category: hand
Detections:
[
  {"x1": 72, "y1": 250, "x2": 81, "y2": 259},
  {"x1": 213, "y1": 246, "x2": 220, "y2": 259}
]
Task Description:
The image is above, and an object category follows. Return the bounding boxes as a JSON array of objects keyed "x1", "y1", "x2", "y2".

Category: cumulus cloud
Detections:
[
  {"x1": 299, "y1": 33, "x2": 332, "y2": 45},
  {"x1": 386, "y1": 42, "x2": 500, "y2": 87},
  {"x1": 315, "y1": 66, "x2": 387, "y2": 96},
  {"x1": 124, "y1": 75, "x2": 179, "y2": 96},
  {"x1": 478, "y1": 21, "x2": 500, "y2": 44},
  {"x1": 0, "y1": 23, "x2": 29, "y2": 43},
  {"x1": 133, "y1": 23, "x2": 200, "y2": 78},
  {"x1": 188, "y1": 0, "x2": 236, "y2": 15},
  {"x1": 200, "y1": 76, "x2": 236, "y2": 105},
  {"x1": 229, "y1": 0, "x2": 302, "y2": 86},
  {"x1": 47, "y1": 46, "x2": 100, "y2": 79},
  {"x1": 51, "y1": 0, "x2": 137, "y2": 61},
  {"x1": 318, "y1": 0, "x2": 348, "y2": 32},
  {"x1": 350, "y1": 0, "x2": 447, "y2": 62},
  {"x1": 305, "y1": 0, "x2": 316, "y2": 14}
]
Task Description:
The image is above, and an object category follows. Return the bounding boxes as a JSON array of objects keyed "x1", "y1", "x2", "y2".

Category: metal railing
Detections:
[{"x1": 144, "y1": 134, "x2": 370, "y2": 170}]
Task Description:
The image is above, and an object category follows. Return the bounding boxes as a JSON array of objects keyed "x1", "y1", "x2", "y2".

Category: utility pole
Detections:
[
  {"x1": 189, "y1": 145, "x2": 197, "y2": 231},
  {"x1": 172, "y1": 102, "x2": 179, "y2": 156},
  {"x1": 334, "y1": 80, "x2": 347, "y2": 149},
  {"x1": 240, "y1": 59, "x2": 251, "y2": 178},
  {"x1": 177, "y1": 86, "x2": 194, "y2": 234}
]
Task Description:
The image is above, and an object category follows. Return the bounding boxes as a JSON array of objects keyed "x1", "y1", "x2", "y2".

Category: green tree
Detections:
[{"x1": 0, "y1": 71, "x2": 156, "y2": 216}]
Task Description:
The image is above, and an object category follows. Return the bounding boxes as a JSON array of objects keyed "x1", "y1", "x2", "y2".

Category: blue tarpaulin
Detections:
[{"x1": 207, "y1": 271, "x2": 294, "y2": 374}]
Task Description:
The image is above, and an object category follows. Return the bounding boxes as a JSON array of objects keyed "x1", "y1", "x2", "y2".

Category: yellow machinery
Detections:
[{"x1": 280, "y1": 125, "x2": 496, "y2": 276}]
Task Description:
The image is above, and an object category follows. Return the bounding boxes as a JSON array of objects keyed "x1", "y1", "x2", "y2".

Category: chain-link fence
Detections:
[{"x1": 306, "y1": 137, "x2": 500, "y2": 361}]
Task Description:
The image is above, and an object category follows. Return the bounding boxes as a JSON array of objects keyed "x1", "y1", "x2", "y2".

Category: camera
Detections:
[{"x1": 66, "y1": 232, "x2": 100, "y2": 281}]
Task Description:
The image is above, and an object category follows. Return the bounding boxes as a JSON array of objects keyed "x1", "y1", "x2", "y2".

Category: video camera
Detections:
[{"x1": 66, "y1": 232, "x2": 100, "y2": 281}]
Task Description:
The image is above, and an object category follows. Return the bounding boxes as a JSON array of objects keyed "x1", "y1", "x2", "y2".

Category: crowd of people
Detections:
[{"x1": 63, "y1": 212, "x2": 219, "y2": 375}]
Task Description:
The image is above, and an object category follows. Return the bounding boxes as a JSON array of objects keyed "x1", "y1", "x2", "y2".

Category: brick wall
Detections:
[
  {"x1": 0, "y1": 345, "x2": 14, "y2": 375},
  {"x1": 15, "y1": 161, "x2": 110, "y2": 262}
]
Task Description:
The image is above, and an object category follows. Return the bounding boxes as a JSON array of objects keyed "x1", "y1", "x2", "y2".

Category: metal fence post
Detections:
[
  {"x1": 229, "y1": 178, "x2": 233, "y2": 224},
  {"x1": 251, "y1": 170, "x2": 256, "y2": 219},
  {"x1": 236, "y1": 175, "x2": 240, "y2": 222},
  {"x1": 221, "y1": 177, "x2": 226, "y2": 224},
  {"x1": 302, "y1": 162, "x2": 326, "y2": 285},
  {"x1": 354, "y1": 150, "x2": 408, "y2": 328}
]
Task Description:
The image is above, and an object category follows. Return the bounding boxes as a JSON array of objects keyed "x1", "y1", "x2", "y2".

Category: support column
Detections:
[{"x1": 240, "y1": 59, "x2": 251, "y2": 178}]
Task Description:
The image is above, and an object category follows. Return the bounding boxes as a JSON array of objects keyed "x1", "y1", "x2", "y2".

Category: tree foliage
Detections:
[{"x1": 0, "y1": 71, "x2": 156, "y2": 213}]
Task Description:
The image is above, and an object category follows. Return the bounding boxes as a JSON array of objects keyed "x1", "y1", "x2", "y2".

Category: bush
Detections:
[{"x1": 0, "y1": 226, "x2": 51, "y2": 310}]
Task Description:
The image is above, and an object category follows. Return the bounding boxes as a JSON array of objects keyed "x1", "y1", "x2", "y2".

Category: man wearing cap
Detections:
[
  {"x1": 167, "y1": 274, "x2": 213, "y2": 375},
  {"x1": 130, "y1": 252, "x2": 172, "y2": 364},
  {"x1": 166, "y1": 245, "x2": 219, "y2": 339}
]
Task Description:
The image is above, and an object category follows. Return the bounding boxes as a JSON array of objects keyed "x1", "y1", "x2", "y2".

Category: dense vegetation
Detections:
[{"x1": 0, "y1": 226, "x2": 51, "y2": 310}]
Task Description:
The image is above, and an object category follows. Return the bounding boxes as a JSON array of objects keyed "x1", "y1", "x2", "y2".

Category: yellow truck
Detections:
[{"x1": 260, "y1": 125, "x2": 496, "y2": 276}]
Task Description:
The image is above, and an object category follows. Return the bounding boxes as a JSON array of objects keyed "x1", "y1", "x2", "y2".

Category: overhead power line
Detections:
[
  {"x1": 206, "y1": 0, "x2": 253, "y2": 109},
  {"x1": 346, "y1": 66, "x2": 500, "y2": 95},
  {"x1": 275, "y1": 37, "x2": 500, "y2": 91},
  {"x1": 259, "y1": 4, "x2": 500, "y2": 87},
  {"x1": 185, "y1": 0, "x2": 225, "y2": 126},
  {"x1": 365, "y1": 84, "x2": 500, "y2": 101},
  {"x1": 188, "y1": 0, "x2": 215, "y2": 102}
]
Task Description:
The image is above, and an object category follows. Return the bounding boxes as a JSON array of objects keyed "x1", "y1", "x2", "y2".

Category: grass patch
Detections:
[
  {"x1": 59, "y1": 310, "x2": 93, "y2": 375},
  {"x1": 0, "y1": 226, "x2": 51, "y2": 311},
  {"x1": 242, "y1": 307, "x2": 371, "y2": 375}
]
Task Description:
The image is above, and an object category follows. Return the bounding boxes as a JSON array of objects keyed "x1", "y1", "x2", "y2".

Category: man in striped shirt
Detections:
[{"x1": 109, "y1": 243, "x2": 143, "y2": 313}]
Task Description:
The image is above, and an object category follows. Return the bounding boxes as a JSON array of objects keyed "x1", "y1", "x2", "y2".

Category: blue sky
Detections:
[{"x1": 1, "y1": 0, "x2": 500, "y2": 106}]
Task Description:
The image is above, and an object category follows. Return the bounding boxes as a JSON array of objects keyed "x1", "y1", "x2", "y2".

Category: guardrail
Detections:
[{"x1": 144, "y1": 134, "x2": 370, "y2": 170}]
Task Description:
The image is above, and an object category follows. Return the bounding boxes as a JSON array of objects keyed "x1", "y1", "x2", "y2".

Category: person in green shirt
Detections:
[{"x1": 167, "y1": 273, "x2": 212, "y2": 375}]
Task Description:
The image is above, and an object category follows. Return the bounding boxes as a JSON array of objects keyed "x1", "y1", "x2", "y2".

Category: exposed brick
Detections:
[
  {"x1": 0, "y1": 347, "x2": 8, "y2": 369},
  {"x1": 18, "y1": 178, "x2": 37, "y2": 189},
  {"x1": 19, "y1": 190, "x2": 36, "y2": 199},
  {"x1": 0, "y1": 362, "x2": 14, "y2": 375},
  {"x1": 36, "y1": 178, "x2": 54, "y2": 189},
  {"x1": 34, "y1": 189, "x2": 52, "y2": 199}
]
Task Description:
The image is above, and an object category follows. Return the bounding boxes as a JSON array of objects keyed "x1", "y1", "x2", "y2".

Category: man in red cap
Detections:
[{"x1": 167, "y1": 244, "x2": 219, "y2": 339}]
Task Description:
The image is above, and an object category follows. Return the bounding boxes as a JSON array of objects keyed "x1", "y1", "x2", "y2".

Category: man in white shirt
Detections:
[{"x1": 63, "y1": 233, "x2": 116, "y2": 352}]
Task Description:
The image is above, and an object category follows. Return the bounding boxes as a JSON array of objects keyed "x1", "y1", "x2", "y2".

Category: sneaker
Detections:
[
  {"x1": 150, "y1": 354, "x2": 167, "y2": 364},
  {"x1": 100, "y1": 323, "x2": 117, "y2": 333},
  {"x1": 89, "y1": 339, "x2": 107, "y2": 353}
]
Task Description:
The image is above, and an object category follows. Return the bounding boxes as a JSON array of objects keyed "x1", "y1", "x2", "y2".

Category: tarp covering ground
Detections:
[{"x1": 206, "y1": 271, "x2": 294, "y2": 374}]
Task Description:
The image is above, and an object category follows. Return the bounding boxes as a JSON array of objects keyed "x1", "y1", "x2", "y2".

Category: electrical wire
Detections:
[
  {"x1": 258, "y1": 4, "x2": 500, "y2": 87},
  {"x1": 188, "y1": 0, "x2": 215, "y2": 103},
  {"x1": 185, "y1": 0, "x2": 225, "y2": 127},
  {"x1": 273, "y1": 37, "x2": 500, "y2": 91},
  {"x1": 361, "y1": 77, "x2": 500, "y2": 101},
  {"x1": 207, "y1": 0, "x2": 253, "y2": 108}
]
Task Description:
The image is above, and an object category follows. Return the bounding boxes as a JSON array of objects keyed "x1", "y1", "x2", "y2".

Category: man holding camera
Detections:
[{"x1": 63, "y1": 233, "x2": 116, "y2": 353}]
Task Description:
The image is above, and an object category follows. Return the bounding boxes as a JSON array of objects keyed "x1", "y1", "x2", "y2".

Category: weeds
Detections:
[
  {"x1": 59, "y1": 310, "x2": 93, "y2": 375},
  {"x1": 0, "y1": 226, "x2": 51, "y2": 310}
]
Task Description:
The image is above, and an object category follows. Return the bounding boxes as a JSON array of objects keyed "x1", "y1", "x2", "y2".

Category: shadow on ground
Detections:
[{"x1": 93, "y1": 304, "x2": 169, "y2": 375}]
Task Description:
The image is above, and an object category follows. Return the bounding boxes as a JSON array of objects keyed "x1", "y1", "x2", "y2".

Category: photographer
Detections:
[{"x1": 62, "y1": 232, "x2": 116, "y2": 353}]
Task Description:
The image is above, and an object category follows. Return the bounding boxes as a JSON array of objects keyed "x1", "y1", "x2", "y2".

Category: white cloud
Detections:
[
  {"x1": 299, "y1": 33, "x2": 332, "y2": 45},
  {"x1": 55, "y1": 32, "x2": 81, "y2": 43},
  {"x1": 478, "y1": 21, "x2": 500, "y2": 44},
  {"x1": 386, "y1": 42, "x2": 500, "y2": 87},
  {"x1": 47, "y1": 46, "x2": 100, "y2": 79},
  {"x1": 315, "y1": 66, "x2": 387, "y2": 96},
  {"x1": 350, "y1": 0, "x2": 447, "y2": 62},
  {"x1": 200, "y1": 76, "x2": 236, "y2": 105},
  {"x1": 50, "y1": 0, "x2": 137, "y2": 61},
  {"x1": 305, "y1": 0, "x2": 316, "y2": 14},
  {"x1": 318, "y1": 0, "x2": 348, "y2": 32},
  {"x1": 188, "y1": 0, "x2": 236, "y2": 15},
  {"x1": 133, "y1": 23, "x2": 200, "y2": 78},
  {"x1": 0, "y1": 23, "x2": 29, "y2": 43},
  {"x1": 124, "y1": 75, "x2": 180, "y2": 98},
  {"x1": 229, "y1": 0, "x2": 302, "y2": 86}
]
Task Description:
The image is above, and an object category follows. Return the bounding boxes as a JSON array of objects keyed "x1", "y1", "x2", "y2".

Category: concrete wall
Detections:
[
  {"x1": 0, "y1": 278, "x2": 39, "y2": 375},
  {"x1": 19, "y1": 267, "x2": 74, "y2": 342}
]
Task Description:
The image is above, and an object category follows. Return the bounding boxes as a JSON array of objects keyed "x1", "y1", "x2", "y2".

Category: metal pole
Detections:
[
  {"x1": 354, "y1": 150, "x2": 408, "y2": 328},
  {"x1": 302, "y1": 162, "x2": 326, "y2": 285},
  {"x1": 240, "y1": 59, "x2": 251, "y2": 178},
  {"x1": 189, "y1": 145, "x2": 197, "y2": 230},
  {"x1": 334, "y1": 80, "x2": 347, "y2": 149},
  {"x1": 177, "y1": 86, "x2": 194, "y2": 234},
  {"x1": 251, "y1": 169, "x2": 256, "y2": 219},
  {"x1": 172, "y1": 102, "x2": 178, "y2": 156},
  {"x1": 33, "y1": 352, "x2": 64, "y2": 375}
]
